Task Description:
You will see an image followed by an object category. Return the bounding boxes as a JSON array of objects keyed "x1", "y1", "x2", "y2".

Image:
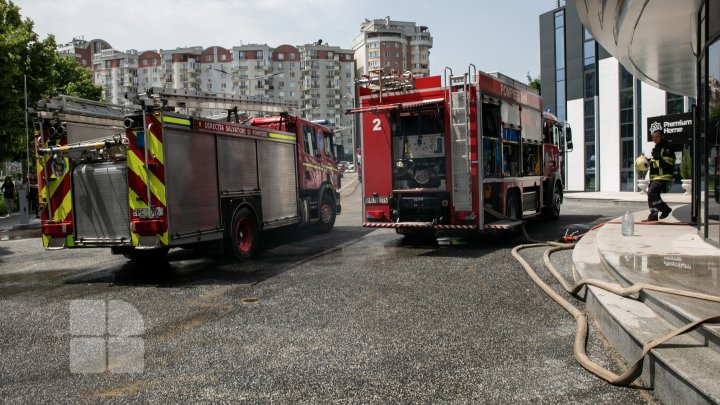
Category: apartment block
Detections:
[
  {"x1": 352, "y1": 16, "x2": 433, "y2": 78},
  {"x1": 78, "y1": 39, "x2": 356, "y2": 159},
  {"x1": 58, "y1": 36, "x2": 112, "y2": 68}
]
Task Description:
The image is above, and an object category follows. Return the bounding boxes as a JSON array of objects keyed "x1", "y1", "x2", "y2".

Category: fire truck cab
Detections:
[{"x1": 348, "y1": 67, "x2": 572, "y2": 236}]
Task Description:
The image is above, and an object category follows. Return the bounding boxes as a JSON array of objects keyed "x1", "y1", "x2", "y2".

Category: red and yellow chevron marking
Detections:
[
  {"x1": 37, "y1": 130, "x2": 74, "y2": 248},
  {"x1": 126, "y1": 114, "x2": 169, "y2": 246}
]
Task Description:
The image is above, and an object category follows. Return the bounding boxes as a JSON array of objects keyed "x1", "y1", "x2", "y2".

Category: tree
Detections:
[
  {"x1": 0, "y1": 0, "x2": 102, "y2": 163},
  {"x1": 526, "y1": 72, "x2": 541, "y2": 95}
]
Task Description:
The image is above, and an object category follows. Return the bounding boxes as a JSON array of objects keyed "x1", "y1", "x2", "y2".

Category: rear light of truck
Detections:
[
  {"x1": 366, "y1": 210, "x2": 386, "y2": 221},
  {"x1": 455, "y1": 211, "x2": 476, "y2": 221},
  {"x1": 131, "y1": 219, "x2": 166, "y2": 235},
  {"x1": 41, "y1": 221, "x2": 73, "y2": 237}
]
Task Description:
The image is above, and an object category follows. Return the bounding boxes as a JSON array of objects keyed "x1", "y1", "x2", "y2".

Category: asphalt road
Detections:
[{"x1": 0, "y1": 173, "x2": 660, "y2": 403}]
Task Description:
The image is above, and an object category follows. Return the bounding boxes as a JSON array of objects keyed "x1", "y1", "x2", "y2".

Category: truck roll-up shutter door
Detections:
[
  {"x1": 217, "y1": 136, "x2": 258, "y2": 193},
  {"x1": 164, "y1": 128, "x2": 221, "y2": 239},
  {"x1": 258, "y1": 140, "x2": 298, "y2": 224},
  {"x1": 73, "y1": 162, "x2": 130, "y2": 243}
]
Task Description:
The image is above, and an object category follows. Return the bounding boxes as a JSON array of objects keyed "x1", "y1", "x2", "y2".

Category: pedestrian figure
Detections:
[
  {"x1": 1, "y1": 176, "x2": 15, "y2": 217},
  {"x1": 28, "y1": 171, "x2": 39, "y2": 217},
  {"x1": 643, "y1": 129, "x2": 675, "y2": 222}
]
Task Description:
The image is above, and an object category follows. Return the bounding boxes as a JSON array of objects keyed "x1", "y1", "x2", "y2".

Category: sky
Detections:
[{"x1": 14, "y1": 0, "x2": 556, "y2": 83}]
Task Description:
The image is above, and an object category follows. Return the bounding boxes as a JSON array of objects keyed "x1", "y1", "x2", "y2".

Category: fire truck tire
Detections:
[
  {"x1": 542, "y1": 183, "x2": 562, "y2": 221},
  {"x1": 505, "y1": 192, "x2": 521, "y2": 221},
  {"x1": 231, "y1": 207, "x2": 259, "y2": 260},
  {"x1": 316, "y1": 192, "x2": 336, "y2": 233}
]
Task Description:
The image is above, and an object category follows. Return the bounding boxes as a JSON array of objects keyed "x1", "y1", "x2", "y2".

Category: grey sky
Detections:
[{"x1": 15, "y1": 0, "x2": 557, "y2": 83}]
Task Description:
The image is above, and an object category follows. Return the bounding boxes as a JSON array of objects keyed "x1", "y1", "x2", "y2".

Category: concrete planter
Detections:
[{"x1": 681, "y1": 179, "x2": 692, "y2": 196}]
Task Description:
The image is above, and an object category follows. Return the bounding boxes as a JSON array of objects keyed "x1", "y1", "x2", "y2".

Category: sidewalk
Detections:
[
  {"x1": 0, "y1": 212, "x2": 40, "y2": 230},
  {"x1": 572, "y1": 199, "x2": 720, "y2": 404}
]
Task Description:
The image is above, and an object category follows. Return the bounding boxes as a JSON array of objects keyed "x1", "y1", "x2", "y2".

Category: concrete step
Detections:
[
  {"x1": 572, "y1": 230, "x2": 720, "y2": 405},
  {"x1": 595, "y1": 223, "x2": 720, "y2": 356}
]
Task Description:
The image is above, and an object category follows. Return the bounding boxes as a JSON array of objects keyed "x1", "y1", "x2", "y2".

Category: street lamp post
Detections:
[{"x1": 342, "y1": 94, "x2": 357, "y2": 167}]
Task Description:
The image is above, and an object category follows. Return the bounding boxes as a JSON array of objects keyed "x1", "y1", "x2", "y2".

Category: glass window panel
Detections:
[
  {"x1": 584, "y1": 28, "x2": 593, "y2": 41},
  {"x1": 556, "y1": 80, "x2": 566, "y2": 120},
  {"x1": 620, "y1": 109, "x2": 634, "y2": 123},
  {"x1": 555, "y1": 28, "x2": 565, "y2": 66},
  {"x1": 583, "y1": 41, "x2": 596, "y2": 60},
  {"x1": 584, "y1": 128, "x2": 595, "y2": 142},
  {"x1": 555, "y1": 10, "x2": 564, "y2": 28},
  {"x1": 584, "y1": 71, "x2": 596, "y2": 98},
  {"x1": 556, "y1": 68, "x2": 565, "y2": 82},
  {"x1": 707, "y1": 39, "x2": 720, "y2": 243},
  {"x1": 584, "y1": 99, "x2": 595, "y2": 117},
  {"x1": 620, "y1": 67, "x2": 634, "y2": 89},
  {"x1": 620, "y1": 89, "x2": 634, "y2": 109}
]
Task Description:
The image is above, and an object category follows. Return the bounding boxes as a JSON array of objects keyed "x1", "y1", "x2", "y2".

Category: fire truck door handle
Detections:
[{"x1": 305, "y1": 170, "x2": 312, "y2": 181}]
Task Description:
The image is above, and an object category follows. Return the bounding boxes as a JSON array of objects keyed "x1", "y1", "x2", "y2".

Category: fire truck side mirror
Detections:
[{"x1": 565, "y1": 125, "x2": 573, "y2": 152}]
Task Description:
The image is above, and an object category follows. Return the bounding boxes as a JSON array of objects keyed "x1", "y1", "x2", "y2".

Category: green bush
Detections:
[{"x1": 680, "y1": 146, "x2": 692, "y2": 179}]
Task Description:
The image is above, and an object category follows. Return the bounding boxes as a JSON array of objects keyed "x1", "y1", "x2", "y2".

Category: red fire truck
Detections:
[
  {"x1": 33, "y1": 89, "x2": 341, "y2": 261},
  {"x1": 348, "y1": 67, "x2": 572, "y2": 237}
]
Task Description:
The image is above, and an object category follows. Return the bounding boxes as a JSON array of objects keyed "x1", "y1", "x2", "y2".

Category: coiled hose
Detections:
[{"x1": 489, "y1": 205, "x2": 720, "y2": 386}]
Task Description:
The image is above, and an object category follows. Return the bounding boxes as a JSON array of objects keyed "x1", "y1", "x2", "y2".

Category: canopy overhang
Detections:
[{"x1": 573, "y1": 0, "x2": 701, "y2": 97}]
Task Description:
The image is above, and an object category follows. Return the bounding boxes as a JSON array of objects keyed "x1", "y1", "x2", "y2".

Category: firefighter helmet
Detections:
[{"x1": 635, "y1": 155, "x2": 649, "y2": 172}]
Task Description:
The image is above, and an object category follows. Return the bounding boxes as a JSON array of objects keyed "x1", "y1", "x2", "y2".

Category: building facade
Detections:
[
  {"x1": 82, "y1": 41, "x2": 355, "y2": 160},
  {"x1": 58, "y1": 36, "x2": 112, "y2": 68},
  {"x1": 352, "y1": 16, "x2": 433, "y2": 78},
  {"x1": 540, "y1": 3, "x2": 694, "y2": 193}
]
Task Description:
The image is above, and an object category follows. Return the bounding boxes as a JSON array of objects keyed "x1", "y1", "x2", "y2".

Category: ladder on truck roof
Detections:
[
  {"x1": 32, "y1": 95, "x2": 133, "y2": 127},
  {"x1": 135, "y1": 87, "x2": 298, "y2": 115}
]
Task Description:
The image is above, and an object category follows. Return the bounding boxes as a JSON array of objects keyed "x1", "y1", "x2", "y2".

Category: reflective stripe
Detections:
[
  {"x1": 130, "y1": 231, "x2": 168, "y2": 246},
  {"x1": 149, "y1": 130, "x2": 164, "y2": 164},
  {"x1": 42, "y1": 234, "x2": 50, "y2": 248},
  {"x1": 303, "y1": 162, "x2": 323, "y2": 170},
  {"x1": 269, "y1": 132, "x2": 296, "y2": 141},
  {"x1": 127, "y1": 149, "x2": 167, "y2": 206},
  {"x1": 128, "y1": 188, "x2": 148, "y2": 211},
  {"x1": 162, "y1": 116, "x2": 191, "y2": 126},
  {"x1": 54, "y1": 191, "x2": 73, "y2": 222},
  {"x1": 325, "y1": 165, "x2": 340, "y2": 172}
]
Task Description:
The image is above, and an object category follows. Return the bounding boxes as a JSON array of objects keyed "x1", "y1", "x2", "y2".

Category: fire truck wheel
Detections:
[
  {"x1": 505, "y1": 192, "x2": 521, "y2": 221},
  {"x1": 231, "y1": 207, "x2": 259, "y2": 260},
  {"x1": 542, "y1": 184, "x2": 562, "y2": 221},
  {"x1": 317, "y1": 193, "x2": 336, "y2": 233}
]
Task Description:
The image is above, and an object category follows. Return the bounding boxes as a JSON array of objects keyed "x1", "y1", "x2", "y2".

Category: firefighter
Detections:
[{"x1": 643, "y1": 129, "x2": 675, "y2": 222}]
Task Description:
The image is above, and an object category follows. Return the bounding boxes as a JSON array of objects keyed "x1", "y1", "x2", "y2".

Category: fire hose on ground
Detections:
[{"x1": 485, "y1": 206, "x2": 720, "y2": 386}]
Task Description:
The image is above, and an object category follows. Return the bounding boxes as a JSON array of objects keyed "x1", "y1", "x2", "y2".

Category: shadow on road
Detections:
[{"x1": 64, "y1": 225, "x2": 374, "y2": 288}]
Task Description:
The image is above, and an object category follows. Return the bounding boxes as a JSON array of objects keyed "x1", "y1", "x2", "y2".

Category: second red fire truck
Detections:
[
  {"x1": 33, "y1": 89, "x2": 341, "y2": 261},
  {"x1": 348, "y1": 66, "x2": 572, "y2": 237}
]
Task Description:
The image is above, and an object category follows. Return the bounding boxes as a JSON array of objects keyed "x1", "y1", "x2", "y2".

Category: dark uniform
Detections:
[{"x1": 646, "y1": 138, "x2": 675, "y2": 221}]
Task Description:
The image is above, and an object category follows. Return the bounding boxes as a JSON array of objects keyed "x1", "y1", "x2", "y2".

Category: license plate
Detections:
[
  {"x1": 132, "y1": 206, "x2": 164, "y2": 217},
  {"x1": 364, "y1": 196, "x2": 389, "y2": 204}
]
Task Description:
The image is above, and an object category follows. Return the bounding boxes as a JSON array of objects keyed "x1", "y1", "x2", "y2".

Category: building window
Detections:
[
  {"x1": 583, "y1": 27, "x2": 597, "y2": 191},
  {"x1": 554, "y1": 9, "x2": 566, "y2": 121},
  {"x1": 619, "y1": 66, "x2": 635, "y2": 191},
  {"x1": 666, "y1": 92, "x2": 684, "y2": 114}
]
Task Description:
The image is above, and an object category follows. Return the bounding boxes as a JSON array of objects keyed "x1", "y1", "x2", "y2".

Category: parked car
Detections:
[{"x1": 337, "y1": 162, "x2": 347, "y2": 177}]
